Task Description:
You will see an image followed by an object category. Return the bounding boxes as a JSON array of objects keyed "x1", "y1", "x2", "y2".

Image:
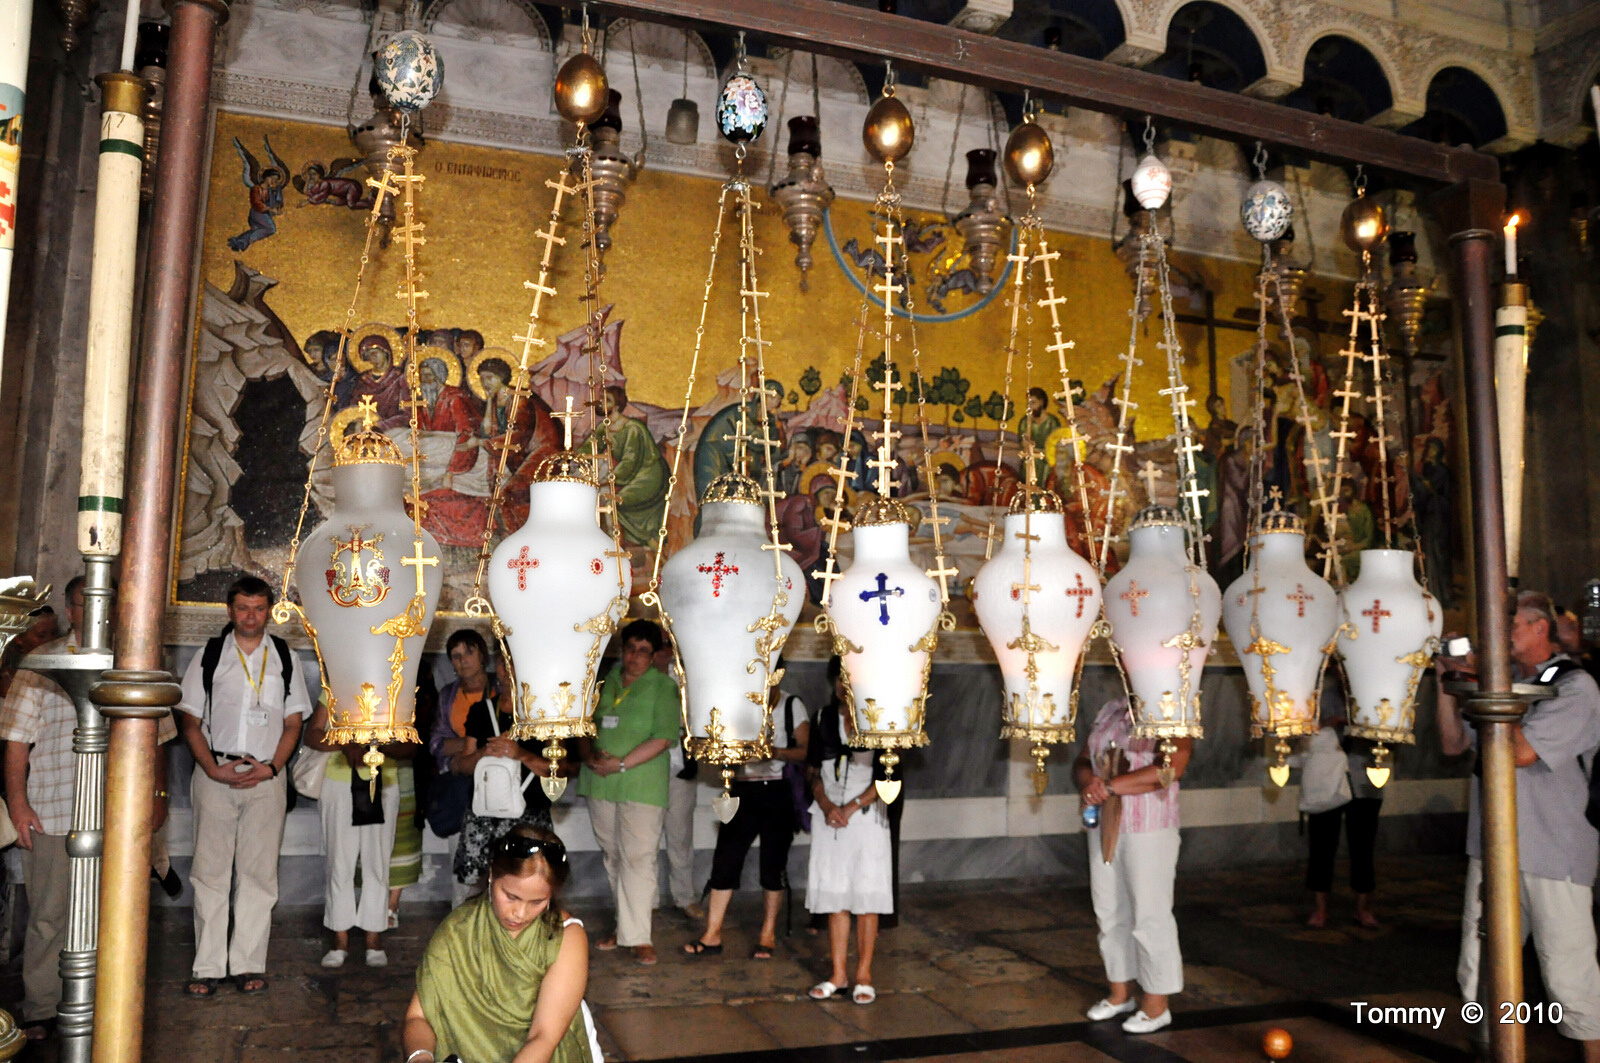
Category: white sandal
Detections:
[
  {"x1": 852, "y1": 984, "x2": 876, "y2": 1005},
  {"x1": 808, "y1": 981, "x2": 841, "y2": 1000}
]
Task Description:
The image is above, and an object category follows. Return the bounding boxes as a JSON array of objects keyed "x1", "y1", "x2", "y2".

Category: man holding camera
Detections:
[{"x1": 1437, "y1": 590, "x2": 1600, "y2": 1058}]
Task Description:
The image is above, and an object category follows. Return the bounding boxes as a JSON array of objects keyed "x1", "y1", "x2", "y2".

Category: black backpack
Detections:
[
  {"x1": 199, "y1": 622, "x2": 296, "y2": 711},
  {"x1": 1529, "y1": 658, "x2": 1600, "y2": 831}
]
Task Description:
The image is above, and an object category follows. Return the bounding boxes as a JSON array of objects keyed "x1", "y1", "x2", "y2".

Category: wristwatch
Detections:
[{"x1": 617, "y1": 760, "x2": 627, "y2": 774}]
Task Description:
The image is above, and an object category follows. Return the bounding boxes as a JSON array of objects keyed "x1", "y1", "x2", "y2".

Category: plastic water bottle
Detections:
[{"x1": 1082, "y1": 803, "x2": 1100, "y2": 830}]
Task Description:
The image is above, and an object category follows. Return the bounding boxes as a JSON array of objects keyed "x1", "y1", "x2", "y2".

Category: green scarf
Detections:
[{"x1": 416, "y1": 896, "x2": 592, "y2": 1063}]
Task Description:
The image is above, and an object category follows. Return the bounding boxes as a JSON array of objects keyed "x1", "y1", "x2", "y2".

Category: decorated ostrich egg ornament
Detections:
[
  {"x1": 1130, "y1": 153, "x2": 1173, "y2": 211},
  {"x1": 1221, "y1": 509, "x2": 1340, "y2": 745},
  {"x1": 488, "y1": 448, "x2": 631, "y2": 795},
  {"x1": 717, "y1": 71, "x2": 768, "y2": 144},
  {"x1": 299, "y1": 400, "x2": 442, "y2": 747},
  {"x1": 374, "y1": 30, "x2": 443, "y2": 114},
  {"x1": 659, "y1": 474, "x2": 806, "y2": 787},
  {"x1": 1241, "y1": 179, "x2": 1293, "y2": 243},
  {"x1": 1103, "y1": 505, "x2": 1221, "y2": 739}
]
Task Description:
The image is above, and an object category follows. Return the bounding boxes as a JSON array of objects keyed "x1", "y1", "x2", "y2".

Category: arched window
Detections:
[
  {"x1": 1144, "y1": 1, "x2": 1267, "y2": 93},
  {"x1": 1281, "y1": 35, "x2": 1393, "y2": 123},
  {"x1": 1403, "y1": 66, "x2": 1508, "y2": 148}
]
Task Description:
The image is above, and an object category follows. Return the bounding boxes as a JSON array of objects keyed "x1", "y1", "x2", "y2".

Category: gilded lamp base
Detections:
[
  {"x1": 1344, "y1": 724, "x2": 1416, "y2": 745},
  {"x1": 1131, "y1": 723, "x2": 1205, "y2": 741},
  {"x1": 518, "y1": 720, "x2": 598, "y2": 802},
  {"x1": 849, "y1": 729, "x2": 931, "y2": 751},
  {"x1": 1001, "y1": 725, "x2": 1075, "y2": 797}
]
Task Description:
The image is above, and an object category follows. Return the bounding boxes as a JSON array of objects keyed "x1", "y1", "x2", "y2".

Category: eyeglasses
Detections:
[{"x1": 493, "y1": 835, "x2": 567, "y2": 864}]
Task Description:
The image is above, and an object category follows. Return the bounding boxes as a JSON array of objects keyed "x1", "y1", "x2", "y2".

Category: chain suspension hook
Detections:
[
  {"x1": 580, "y1": 2, "x2": 593, "y2": 52},
  {"x1": 883, "y1": 58, "x2": 896, "y2": 96},
  {"x1": 1253, "y1": 140, "x2": 1268, "y2": 181},
  {"x1": 1143, "y1": 115, "x2": 1157, "y2": 154},
  {"x1": 1354, "y1": 163, "x2": 1367, "y2": 196}
]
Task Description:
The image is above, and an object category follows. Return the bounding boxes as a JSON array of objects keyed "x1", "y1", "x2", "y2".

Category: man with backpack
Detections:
[
  {"x1": 1438, "y1": 590, "x2": 1600, "y2": 1057},
  {"x1": 175, "y1": 577, "x2": 309, "y2": 997},
  {"x1": 683, "y1": 679, "x2": 810, "y2": 960}
]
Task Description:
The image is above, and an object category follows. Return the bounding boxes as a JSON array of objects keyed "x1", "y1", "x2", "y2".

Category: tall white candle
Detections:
[{"x1": 1503, "y1": 215, "x2": 1518, "y2": 277}]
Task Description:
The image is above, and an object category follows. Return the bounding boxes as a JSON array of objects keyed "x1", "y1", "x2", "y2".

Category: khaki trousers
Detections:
[
  {"x1": 190, "y1": 767, "x2": 288, "y2": 978},
  {"x1": 20, "y1": 832, "x2": 70, "y2": 1022},
  {"x1": 588, "y1": 799, "x2": 665, "y2": 947},
  {"x1": 664, "y1": 773, "x2": 699, "y2": 909},
  {"x1": 1458, "y1": 857, "x2": 1600, "y2": 1041}
]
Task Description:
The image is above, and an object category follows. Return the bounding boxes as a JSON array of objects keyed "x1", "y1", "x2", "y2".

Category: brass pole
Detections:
[
  {"x1": 1442, "y1": 179, "x2": 1525, "y2": 1063},
  {"x1": 90, "y1": 0, "x2": 227, "y2": 1059}
]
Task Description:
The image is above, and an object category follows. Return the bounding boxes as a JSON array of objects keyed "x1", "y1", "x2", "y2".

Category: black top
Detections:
[{"x1": 805, "y1": 700, "x2": 887, "y2": 781}]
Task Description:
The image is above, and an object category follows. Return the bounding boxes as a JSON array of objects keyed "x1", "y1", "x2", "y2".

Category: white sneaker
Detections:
[
  {"x1": 319, "y1": 949, "x2": 347, "y2": 968},
  {"x1": 1122, "y1": 1009, "x2": 1173, "y2": 1034},
  {"x1": 1086, "y1": 998, "x2": 1138, "y2": 1021},
  {"x1": 365, "y1": 949, "x2": 388, "y2": 967}
]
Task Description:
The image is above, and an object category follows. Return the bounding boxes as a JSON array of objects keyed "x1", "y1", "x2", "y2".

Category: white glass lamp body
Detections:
[
  {"x1": 1221, "y1": 529, "x2": 1340, "y2": 738},
  {"x1": 828, "y1": 519, "x2": 942, "y2": 747},
  {"x1": 1103, "y1": 521, "x2": 1221, "y2": 737},
  {"x1": 1336, "y1": 548, "x2": 1442, "y2": 743},
  {"x1": 489, "y1": 478, "x2": 631, "y2": 737},
  {"x1": 1130, "y1": 153, "x2": 1172, "y2": 211},
  {"x1": 973, "y1": 511, "x2": 1101, "y2": 738},
  {"x1": 300, "y1": 461, "x2": 442, "y2": 742},
  {"x1": 659, "y1": 495, "x2": 806, "y2": 761}
]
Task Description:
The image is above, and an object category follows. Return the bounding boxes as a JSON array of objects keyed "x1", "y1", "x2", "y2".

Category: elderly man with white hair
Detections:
[{"x1": 1438, "y1": 589, "x2": 1600, "y2": 1060}]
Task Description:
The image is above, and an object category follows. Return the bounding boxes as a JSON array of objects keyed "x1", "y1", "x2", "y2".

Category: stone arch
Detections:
[
  {"x1": 1281, "y1": 33, "x2": 1396, "y2": 123},
  {"x1": 1149, "y1": 0, "x2": 1283, "y2": 78},
  {"x1": 1409, "y1": 62, "x2": 1510, "y2": 147},
  {"x1": 1565, "y1": 50, "x2": 1600, "y2": 137},
  {"x1": 761, "y1": 49, "x2": 871, "y2": 106},
  {"x1": 602, "y1": 19, "x2": 717, "y2": 83},
  {"x1": 1145, "y1": 0, "x2": 1275, "y2": 93},
  {"x1": 420, "y1": 0, "x2": 552, "y2": 49},
  {"x1": 1288, "y1": 26, "x2": 1403, "y2": 109}
]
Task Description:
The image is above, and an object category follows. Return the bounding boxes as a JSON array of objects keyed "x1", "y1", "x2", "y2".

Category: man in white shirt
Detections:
[{"x1": 175, "y1": 577, "x2": 309, "y2": 996}]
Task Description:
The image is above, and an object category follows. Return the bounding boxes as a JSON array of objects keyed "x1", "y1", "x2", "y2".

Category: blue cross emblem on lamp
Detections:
[{"x1": 859, "y1": 572, "x2": 905, "y2": 626}]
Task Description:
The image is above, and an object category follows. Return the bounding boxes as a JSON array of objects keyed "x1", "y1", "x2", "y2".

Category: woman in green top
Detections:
[{"x1": 404, "y1": 826, "x2": 598, "y2": 1063}]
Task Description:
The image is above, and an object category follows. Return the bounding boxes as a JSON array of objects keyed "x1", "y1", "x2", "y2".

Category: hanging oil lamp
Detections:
[
  {"x1": 815, "y1": 63, "x2": 957, "y2": 803},
  {"x1": 1384, "y1": 230, "x2": 1428, "y2": 358},
  {"x1": 664, "y1": 31, "x2": 699, "y2": 144},
  {"x1": 589, "y1": 89, "x2": 638, "y2": 256},
  {"x1": 651, "y1": 80, "x2": 805, "y2": 821},
  {"x1": 768, "y1": 115, "x2": 834, "y2": 291},
  {"x1": 952, "y1": 148, "x2": 1005, "y2": 293}
]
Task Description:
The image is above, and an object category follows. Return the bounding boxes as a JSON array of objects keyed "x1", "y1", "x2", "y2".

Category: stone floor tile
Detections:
[
  {"x1": 901, "y1": 1045, "x2": 1120, "y2": 1063},
  {"x1": 592, "y1": 1001, "x2": 780, "y2": 1059},
  {"x1": 928, "y1": 943, "x2": 1052, "y2": 986},
  {"x1": 1145, "y1": 1017, "x2": 1434, "y2": 1063},
  {"x1": 740, "y1": 998, "x2": 861, "y2": 1048},
  {"x1": 988, "y1": 926, "x2": 1106, "y2": 970},
  {"x1": 927, "y1": 972, "x2": 1100, "y2": 1030},
  {"x1": 816, "y1": 988, "x2": 978, "y2": 1041}
]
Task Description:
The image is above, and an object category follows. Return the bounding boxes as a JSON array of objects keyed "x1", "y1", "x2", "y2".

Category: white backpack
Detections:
[{"x1": 471, "y1": 709, "x2": 534, "y2": 819}]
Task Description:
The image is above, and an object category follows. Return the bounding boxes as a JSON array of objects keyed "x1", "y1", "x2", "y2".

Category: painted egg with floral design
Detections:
[
  {"x1": 1241, "y1": 179, "x2": 1292, "y2": 243},
  {"x1": 716, "y1": 72, "x2": 767, "y2": 143},
  {"x1": 375, "y1": 30, "x2": 443, "y2": 114}
]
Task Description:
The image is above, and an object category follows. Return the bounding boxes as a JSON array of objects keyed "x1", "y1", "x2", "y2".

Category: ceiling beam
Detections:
[{"x1": 557, "y1": 0, "x2": 1500, "y2": 186}]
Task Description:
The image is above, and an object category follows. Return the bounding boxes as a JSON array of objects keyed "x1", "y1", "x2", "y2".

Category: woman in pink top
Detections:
[{"x1": 1071, "y1": 696, "x2": 1192, "y2": 1035}]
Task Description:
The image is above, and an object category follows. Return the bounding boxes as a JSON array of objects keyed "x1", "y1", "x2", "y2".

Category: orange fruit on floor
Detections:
[{"x1": 1262, "y1": 1027, "x2": 1293, "y2": 1059}]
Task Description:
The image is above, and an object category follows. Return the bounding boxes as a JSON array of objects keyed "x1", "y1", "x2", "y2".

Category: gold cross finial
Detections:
[
  {"x1": 1137, "y1": 460, "x2": 1162, "y2": 500},
  {"x1": 552, "y1": 395, "x2": 579, "y2": 450},
  {"x1": 400, "y1": 539, "x2": 438, "y2": 598},
  {"x1": 356, "y1": 395, "x2": 379, "y2": 431}
]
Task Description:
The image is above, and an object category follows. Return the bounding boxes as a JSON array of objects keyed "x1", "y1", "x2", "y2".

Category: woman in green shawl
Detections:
[{"x1": 403, "y1": 827, "x2": 598, "y2": 1063}]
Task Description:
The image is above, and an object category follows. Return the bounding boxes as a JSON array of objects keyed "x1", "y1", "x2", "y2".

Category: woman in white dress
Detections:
[{"x1": 804, "y1": 657, "x2": 893, "y2": 1005}]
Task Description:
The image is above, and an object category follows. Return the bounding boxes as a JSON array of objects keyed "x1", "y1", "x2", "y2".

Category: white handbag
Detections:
[
  {"x1": 291, "y1": 745, "x2": 333, "y2": 801},
  {"x1": 0, "y1": 797, "x2": 17, "y2": 850},
  {"x1": 471, "y1": 710, "x2": 532, "y2": 819},
  {"x1": 1298, "y1": 726, "x2": 1353, "y2": 814}
]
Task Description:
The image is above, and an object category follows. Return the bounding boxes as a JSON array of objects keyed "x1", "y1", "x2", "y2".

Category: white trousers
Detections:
[
  {"x1": 320, "y1": 779, "x2": 400, "y2": 934},
  {"x1": 665, "y1": 772, "x2": 699, "y2": 908},
  {"x1": 1087, "y1": 825, "x2": 1184, "y2": 996},
  {"x1": 1458, "y1": 857, "x2": 1600, "y2": 1041},
  {"x1": 190, "y1": 768, "x2": 288, "y2": 978}
]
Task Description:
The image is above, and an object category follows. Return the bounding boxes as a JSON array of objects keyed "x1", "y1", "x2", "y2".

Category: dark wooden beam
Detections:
[{"x1": 566, "y1": 0, "x2": 1500, "y2": 186}]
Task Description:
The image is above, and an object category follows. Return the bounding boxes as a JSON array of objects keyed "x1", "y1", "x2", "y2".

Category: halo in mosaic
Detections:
[
  {"x1": 716, "y1": 73, "x2": 767, "y2": 144},
  {"x1": 376, "y1": 30, "x2": 443, "y2": 114},
  {"x1": 1241, "y1": 179, "x2": 1292, "y2": 243}
]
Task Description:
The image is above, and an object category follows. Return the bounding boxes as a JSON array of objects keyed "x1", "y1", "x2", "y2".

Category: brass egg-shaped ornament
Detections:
[
  {"x1": 1004, "y1": 120, "x2": 1054, "y2": 188},
  {"x1": 1341, "y1": 194, "x2": 1388, "y2": 255},
  {"x1": 863, "y1": 94, "x2": 915, "y2": 164},
  {"x1": 554, "y1": 52, "x2": 609, "y2": 127}
]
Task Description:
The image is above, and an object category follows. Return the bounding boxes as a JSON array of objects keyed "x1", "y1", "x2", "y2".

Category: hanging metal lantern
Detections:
[
  {"x1": 666, "y1": 97, "x2": 699, "y2": 143},
  {"x1": 1221, "y1": 509, "x2": 1340, "y2": 782},
  {"x1": 135, "y1": 22, "x2": 169, "y2": 203},
  {"x1": 554, "y1": 51, "x2": 609, "y2": 127},
  {"x1": 1104, "y1": 505, "x2": 1220, "y2": 749},
  {"x1": 768, "y1": 115, "x2": 834, "y2": 290},
  {"x1": 374, "y1": 30, "x2": 444, "y2": 115},
  {"x1": 973, "y1": 486, "x2": 1101, "y2": 792},
  {"x1": 56, "y1": 0, "x2": 94, "y2": 53},
  {"x1": 1336, "y1": 549, "x2": 1441, "y2": 787},
  {"x1": 1385, "y1": 231, "x2": 1428, "y2": 357},
  {"x1": 659, "y1": 474, "x2": 805, "y2": 814},
  {"x1": 351, "y1": 88, "x2": 414, "y2": 242},
  {"x1": 863, "y1": 93, "x2": 913, "y2": 164},
  {"x1": 1003, "y1": 117, "x2": 1053, "y2": 188},
  {"x1": 489, "y1": 444, "x2": 631, "y2": 799},
  {"x1": 952, "y1": 148, "x2": 1004, "y2": 294},
  {"x1": 589, "y1": 89, "x2": 637, "y2": 255},
  {"x1": 1242, "y1": 179, "x2": 1292, "y2": 244},
  {"x1": 1340, "y1": 193, "x2": 1387, "y2": 256},
  {"x1": 299, "y1": 403, "x2": 443, "y2": 748}
]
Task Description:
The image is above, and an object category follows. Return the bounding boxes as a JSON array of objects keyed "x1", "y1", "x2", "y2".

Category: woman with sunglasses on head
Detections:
[{"x1": 403, "y1": 826, "x2": 602, "y2": 1063}]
